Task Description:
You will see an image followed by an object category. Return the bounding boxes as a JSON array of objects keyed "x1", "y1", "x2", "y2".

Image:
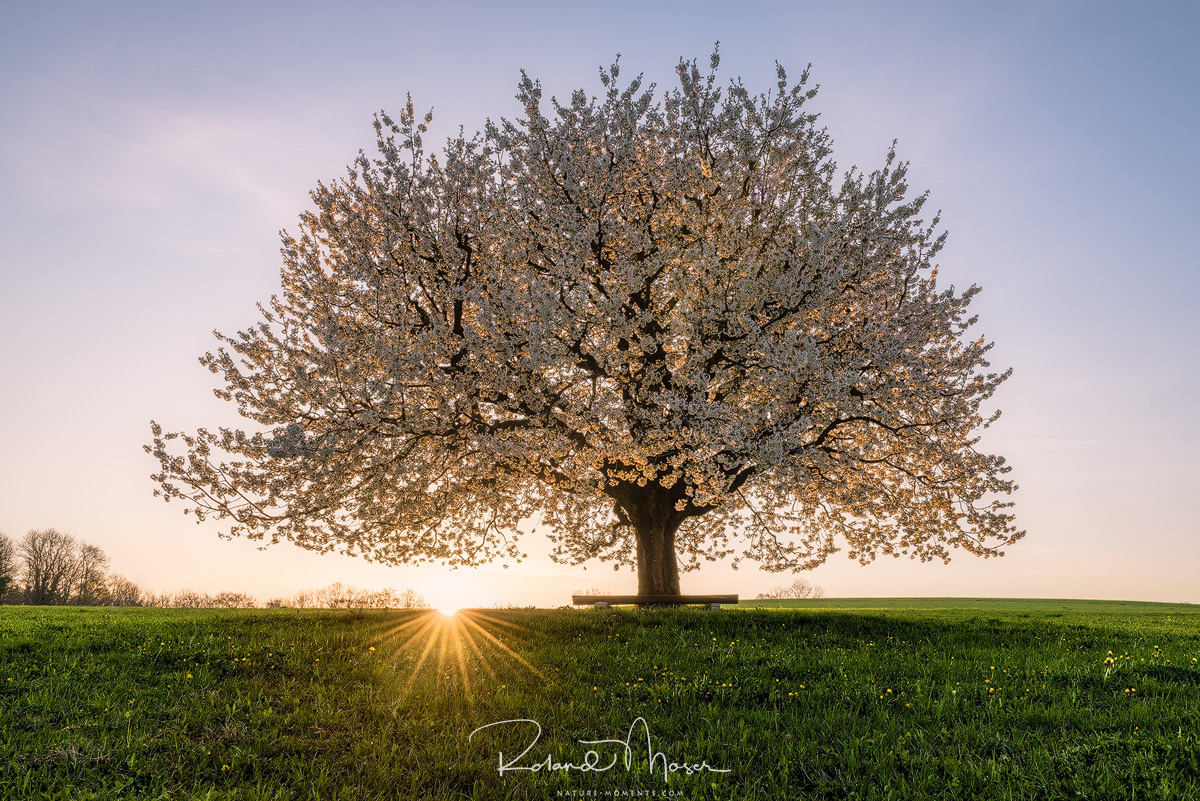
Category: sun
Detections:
[{"x1": 419, "y1": 572, "x2": 491, "y2": 613}]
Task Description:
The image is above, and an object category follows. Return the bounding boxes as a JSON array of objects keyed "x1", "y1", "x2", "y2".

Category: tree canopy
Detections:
[{"x1": 148, "y1": 50, "x2": 1021, "y2": 595}]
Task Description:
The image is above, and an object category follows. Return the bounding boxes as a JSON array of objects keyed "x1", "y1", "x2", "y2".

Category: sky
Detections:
[{"x1": 1, "y1": 1, "x2": 1197, "y2": 609}]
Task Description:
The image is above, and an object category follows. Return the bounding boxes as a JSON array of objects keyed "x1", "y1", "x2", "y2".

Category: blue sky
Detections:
[{"x1": 1, "y1": 1, "x2": 1197, "y2": 607}]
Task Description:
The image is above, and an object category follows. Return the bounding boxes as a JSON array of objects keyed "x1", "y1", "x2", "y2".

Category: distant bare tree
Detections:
[
  {"x1": 291, "y1": 589, "x2": 316, "y2": 608},
  {"x1": 316, "y1": 582, "x2": 350, "y2": 608},
  {"x1": 756, "y1": 577, "x2": 826, "y2": 600},
  {"x1": 0, "y1": 533, "x2": 16, "y2": 602},
  {"x1": 211, "y1": 591, "x2": 257, "y2": 608},
  {"x1": 105, "y1": 574, "x2": 144, "y2": 606},
  {"x1": 170, "y1": 589, "x2": 205, "y2": 608},
  {"x1": 363, "y1": 587, "x2": 397, "y2": 609},
  {"x1": 72, "y1": 542, "x2": 110, "y2": 605},
  {"x1": 346, "y1": 587, "x2": 374, "y2": 610},
  {"x1": 138, "y1": 587, "x2": 169, "y2": 606},
  {"x1": 19, "y1": 529, "x2": 80, "y2": 605},
  {"x1": 397, "y1": 588, "x2": 429, "y2": 609}
]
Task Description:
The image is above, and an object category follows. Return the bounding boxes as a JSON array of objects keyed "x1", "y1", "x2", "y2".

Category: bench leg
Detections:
[
  {"x1": 708, "y1": 603, "x2": 722, "y2": 610},
  {"x1": 594, "y1": 601, "x2": 611, "y2": 610}
]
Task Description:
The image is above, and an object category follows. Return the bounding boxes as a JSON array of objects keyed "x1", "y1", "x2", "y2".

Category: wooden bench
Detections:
[{"x1": 572, "y1": 594, "x2": 738, "y2": 610}]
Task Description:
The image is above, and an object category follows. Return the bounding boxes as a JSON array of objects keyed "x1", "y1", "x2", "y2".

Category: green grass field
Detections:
[{"x1": 2, "y1": 599, "x2": 1199, "y2": 799}]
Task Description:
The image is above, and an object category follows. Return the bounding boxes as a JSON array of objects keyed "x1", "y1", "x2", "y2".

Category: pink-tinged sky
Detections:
[{"x1": 1, "y1": 1, "x2": 1197, "y2": 609}]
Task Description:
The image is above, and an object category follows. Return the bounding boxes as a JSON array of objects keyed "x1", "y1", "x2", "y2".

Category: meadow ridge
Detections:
[{"x1": 2, "y1": 599, "x2": 1199, "y2": 799}]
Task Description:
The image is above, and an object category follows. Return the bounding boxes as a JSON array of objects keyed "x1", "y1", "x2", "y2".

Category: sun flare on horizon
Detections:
[{"x1": 418, "y1": 572, "x2": 497, "y2": 613}]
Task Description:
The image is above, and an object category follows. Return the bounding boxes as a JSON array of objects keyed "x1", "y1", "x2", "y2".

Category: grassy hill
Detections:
[{"x1": 2, "y1": 599, "x2": 1198, "y2": 799}]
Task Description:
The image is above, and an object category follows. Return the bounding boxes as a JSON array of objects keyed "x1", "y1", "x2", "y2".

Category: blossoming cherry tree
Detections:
[{"x1": 148, "y1": 52, "x2": 1021, "y2": 596}]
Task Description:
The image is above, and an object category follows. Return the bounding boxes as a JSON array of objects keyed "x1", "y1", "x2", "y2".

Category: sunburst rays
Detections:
[{"x1": 359, "y1": 609, "x2": 554, "y2": 706}]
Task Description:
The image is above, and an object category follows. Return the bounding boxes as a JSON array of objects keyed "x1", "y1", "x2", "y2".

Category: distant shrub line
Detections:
[{"x1": 755, "y1": 577, "x2": 826, "y2": 600}]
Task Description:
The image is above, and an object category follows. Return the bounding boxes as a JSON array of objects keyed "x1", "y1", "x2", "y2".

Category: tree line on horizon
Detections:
[{"x1": 0, "y1": 529, "x2": 429, "y2": 609}]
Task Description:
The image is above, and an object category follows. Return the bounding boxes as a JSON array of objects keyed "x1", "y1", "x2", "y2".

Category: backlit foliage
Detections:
[{"x1": 148, "y1": 49, "x2": 1021, "y2": 576}]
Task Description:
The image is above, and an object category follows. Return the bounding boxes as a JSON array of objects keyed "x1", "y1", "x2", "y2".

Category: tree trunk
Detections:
[
  {"x1": 609, "y1": 480, "x2": 684, "y2": 597},
  {"x1": 634, "y1": 517, "x2": 682, "y2": 596}
]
